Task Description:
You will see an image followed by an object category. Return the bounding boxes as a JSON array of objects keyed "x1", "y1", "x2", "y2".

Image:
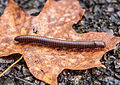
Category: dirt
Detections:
[{"x1": 0, "y1": 0, "x2": 120, "y2": 85}]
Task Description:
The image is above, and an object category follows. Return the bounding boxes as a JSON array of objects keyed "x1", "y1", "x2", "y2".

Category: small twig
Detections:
[
  {"x1": 0, "y1": 55, "x2": 23, "y2": 77},
  {"x1": 8, "y1": 74, "x2": 36, "y2": 85},
  {"x1": 14, "y1": 76, "x2": 37, "y2": 85}
]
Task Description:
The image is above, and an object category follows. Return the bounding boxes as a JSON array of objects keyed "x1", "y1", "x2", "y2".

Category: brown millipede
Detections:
[{"x1": 14, "y1": 35, "x2": 106, "y2": 48}]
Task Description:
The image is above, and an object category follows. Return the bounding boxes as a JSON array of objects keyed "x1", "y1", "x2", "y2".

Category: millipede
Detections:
[{"x1": 14, "y1": 35, "x2": 106, "y2": 49}]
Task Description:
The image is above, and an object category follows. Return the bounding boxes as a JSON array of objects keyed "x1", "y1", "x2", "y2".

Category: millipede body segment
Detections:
[{"x1": 14, "y1": 35, "x2": 106, "y2": 48}]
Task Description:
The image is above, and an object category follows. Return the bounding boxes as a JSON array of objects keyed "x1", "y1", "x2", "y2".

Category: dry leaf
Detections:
[{"x1": 0, "y1": 0, "x2": 120, "y2": 85}]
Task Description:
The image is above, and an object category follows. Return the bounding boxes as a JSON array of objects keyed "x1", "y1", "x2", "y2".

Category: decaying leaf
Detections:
[
  {"x1": 0, "y1": 0, "x2": 32, "y2": 56},
  {"x1": 0, "y1": 0, "x2": 120, "y2": 85}
]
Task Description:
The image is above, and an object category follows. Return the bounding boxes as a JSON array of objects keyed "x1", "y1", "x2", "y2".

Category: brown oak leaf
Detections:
[{"x1": 0, "y1": 0, "x2": 120, "y2": 85}]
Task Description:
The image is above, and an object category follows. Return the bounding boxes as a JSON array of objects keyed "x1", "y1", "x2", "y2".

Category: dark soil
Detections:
[{"x1": 0, "y1": 0, "x2": 120, "y2": 85}]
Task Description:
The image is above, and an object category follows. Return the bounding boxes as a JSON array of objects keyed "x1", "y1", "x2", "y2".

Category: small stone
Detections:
[
  {"x1": 16, "y1": 71, "x2": 23, "y2": 78},
  {"x1": 22, "y1": 66, "x2": 30, "y2": 76},
  {"x1": 83, "y1": 0, "x2": 95, "y2": 8},
  {"x1": 94, "y1": 0, "x2": 106, "y2": 4},
  {"x1": 110, "y1": 14, "x2": 119, "y2": 23},
  {"x1": 92, "y1": 69, "x2": 101, "y2": 76},
  {"x1": 80, "y1": 21, "x2": 85, "y2": 25},
  {"x1": 106, "y1": 7, "x2": 114, "y2": 12},
  {"x1": 14, "y1": 0, "x2": 46, "y2": 16},
  {"x1": 109, "y1": 25, "x2": 115, "y2": 29},
  {"x1": 73, "y1": 76, "x2": 82, "y2": 84},
  {"x1": 40, "y1": 82, "x2": 46, "y2": 85},
  {"x1": 106, "y1": 0, "x2": 117, "y2": 3},
  {"x1": 0, "y1": 0, "x2": 8, "y2": 16},
  {"x1": 0, "y1": 58, "x2": 13, "y2": 63},
  {"x1": 15, "y1": 65, "x2": 22, "y2": 71},
  {"x1": 103, "y1": 77, "x2": 120, "y2": 84},
  {"x1": 93, "y1": 80, "x2": 101, "y2": 85},
  {"x1": 114, "y1": 60, "x2": 120, "y2": 68},
  {"x1": 84, "y1": 12, "x2": 94, "y2": 21},
  {"x1": 97, "y1": 76, "x2": 104, "y2": 81},
  {"x1": 93, "y1": 5, "x2": 101, "y2": 13},
  {"x1": 24, "y1": 76, "x2": 34, "y2": 81},
  {"x1": 34, "y1": 80, "x2": 40, "y2": 85},
  {"x1": 116, "y1": 21, "x2": 120, "y2": 25},
  {"x1": 3, "y1": 78, "x2": 15, "y2": 85},
  {"x1": 115, "y1": 68, "x2": 120, "y2": 73},
  {"x1": 117, "y1": 11, "x2": 120, "y2": 17},
  {"x1": 115, "y1": 73, "x2": 120, "y2": 79},
  {"x1": 114, "y1": 4, "x2": 120, "y2": 11},
  {"x1": 118, "y1": 29, "x2": 120, "y2": 38},
  {"x1": 114, "y1": 60, "x2": 120, "y2": 72},
  {"x1": 106, "y1": 29, "x2": 114, "y2": 35},
  {"x1": 108, "y1": 56, "x2": 116, "y2": 61},
  {"x1": 79, "y1": 2, "x2": 86, "y2": 9}
]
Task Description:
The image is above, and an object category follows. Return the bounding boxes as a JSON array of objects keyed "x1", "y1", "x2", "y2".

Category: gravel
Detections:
[
  {"x1": 0, "y1": 0, "x2": 8, "y2": 16},
  {"x1": 14, "y1": 0, "x2": 47, "y2": 16},
  {"x1": 0, "y1": 0, "x2": 120, "y2": 85}
]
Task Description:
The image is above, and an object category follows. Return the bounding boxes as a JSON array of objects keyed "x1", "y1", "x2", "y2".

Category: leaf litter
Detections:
[{"x1": 0, "y1": 0, "x2": 120, "y2": 85}]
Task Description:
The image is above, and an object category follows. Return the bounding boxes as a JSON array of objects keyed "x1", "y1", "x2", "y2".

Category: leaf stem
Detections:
[{"x1": 0, "y1": 55, "x2": 23, "y2": 77}]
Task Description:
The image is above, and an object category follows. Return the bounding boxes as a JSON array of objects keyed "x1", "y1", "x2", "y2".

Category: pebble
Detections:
[
  {"x1": 0, "y1": 58, "x2": 14, "y2": 64},
  {"x1": 24, "y1": 76, "x2": 34, "y2": 81},
  {"x1": 15, "y1": 65, "x2": 22, "y2": 70},
  {"x1": 117, "y1": 21, "x2": 120, "y2": 25},
  {"x1": 115, "y1": 73, "x2": 120, "y2": 79},
  {"x1": 93, "y1": 80, "x2": 101, "y2": 85},
  {"x1": 117, "y1": 11, "x2": 120, "y2": 17},
  {"x1": 34, "y1": 80, "x2": 40, "y2": 85},
  {"x1": 115, "y1": 67, "x2": 120, "y2": 73},
  {"x1": 107, "y1": 56, "x2": 116, "y2": 61},
  {"x1": 106, "y1": 29, "x2": 114, "y2": 34},
  {"x1": 3, "y1": 78, "x2": 15, "y2": 85},
  {"x1": 114, "y1": 4, "x2": 120, "y2": 11},
  {"x1": 0, "y1": 0, "x2": 120, "y2": 85},
  {"x1": 114, "y1": 60, "x2": 120, "y2": 69},
  {"x1": 72, "y1": 76, "x2": 82, "y2": 84},
  {"x1": 84, "y1": 12, "x2": 94, "y2": 21},
  {"x1": 14, "y1": 0, "x2": 46, "y2": 16},
  {"x1": 16, "y1": 71, "x2": 24, "y2": 78},
  {"x1": 106, "y1": 0, "x2": 117, "y2": 3},
  {"x1": 97, "y1": 75, "x2": 104, "y2": 81},
  {"x1": 106, "y1": 6, "x2": 114, "y2": 12},
  {"x1": 118, "y1": 28, "x2": 120, "y2": 37},
  {"x1": 0, "y1": 0, "x2": 8, "y2": 16},
  {"x1": 93, "y1": 5, "x2": 101, "y2": 13},
  {"x1": 22, "y1": 66, "x2": 31, "y2": 76},
  {"x1": 92, "y1": 69, "x2": 101, "y2": 76},
  {"x1": 110, "y1": 14, "x2": 119, "y2": 23},
  {"x1": 40, "y1": 82, "x2": 46, "y2": 85},
  {"x1": 79, "y1": 1, "x2": 86, "y2": 9},
  {"x1": 103, "y1": 77, "x2": 120, "y2": 84},
  {"x1": 94, "y1": 0, "x2": 107, "y2": 4},
  {"x1": 83, "y1": 0, "x2": 95, "y2": 8}
]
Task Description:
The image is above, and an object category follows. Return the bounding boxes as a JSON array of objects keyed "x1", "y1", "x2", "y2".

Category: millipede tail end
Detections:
[{"x1": 94, "y1": 41, "x2": 106, "y2": 48}]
